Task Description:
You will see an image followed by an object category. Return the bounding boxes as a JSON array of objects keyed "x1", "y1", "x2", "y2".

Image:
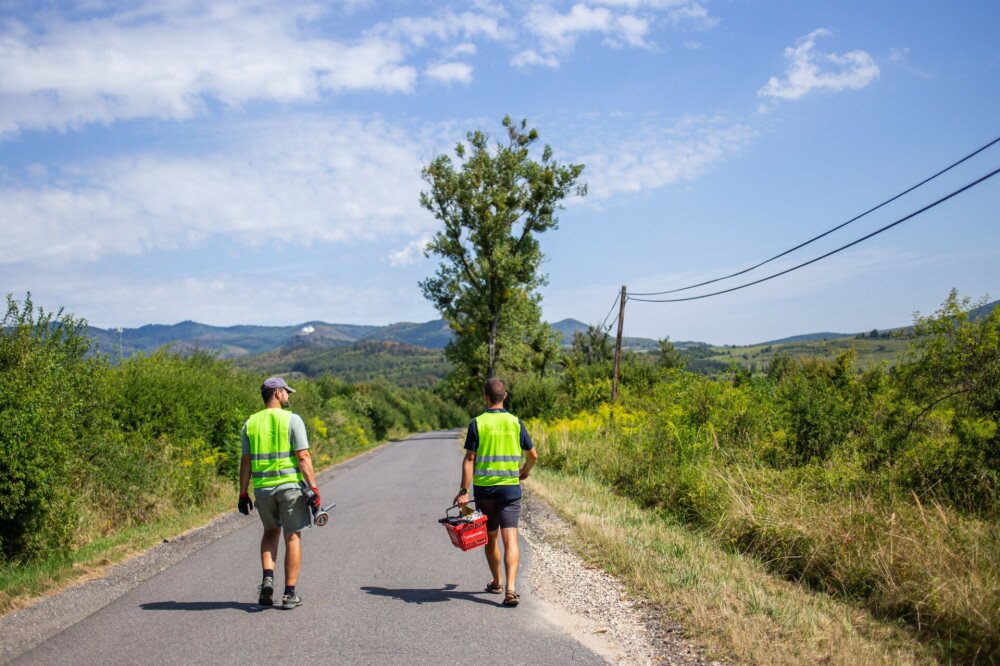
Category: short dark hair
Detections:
[
  {"x1": 261, "y1": 387, "x2": 277, "y2": 404},
  {"x1": 484, "y1": 378, "x2": 507, "y2": 404}
]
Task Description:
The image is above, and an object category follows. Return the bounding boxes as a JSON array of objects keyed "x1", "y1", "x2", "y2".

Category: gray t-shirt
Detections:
[{"x1": 242, "y1": 412, "x2": 309, "y2": 495}]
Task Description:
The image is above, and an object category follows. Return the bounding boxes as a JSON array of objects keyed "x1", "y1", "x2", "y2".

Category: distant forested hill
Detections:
[{"x1": 239, "y1": 340, "x2": 448, "y2": 388}]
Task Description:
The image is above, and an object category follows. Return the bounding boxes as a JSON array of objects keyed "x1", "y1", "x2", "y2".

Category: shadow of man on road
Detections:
[
  {"x1": 361, "y1": 583, "x2": 498, "y2": 606},
  {"x1": 140, "y1": 601, "x2": 266, "y2": 613}
]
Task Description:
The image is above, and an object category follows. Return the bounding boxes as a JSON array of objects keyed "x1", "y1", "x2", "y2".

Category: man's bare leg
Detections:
[
  {"x1": 284, "y1": 531, "x2": 302, "y2": 587},
  {"x1": 485, "y1": 529, "x2": 502, "y2": 588},
  {"x1": 501, "y1": 527, "x2": 520, "y2": 593},
  {"x1": 260, "y1": 527, "x2": 281, "y2": 570}
]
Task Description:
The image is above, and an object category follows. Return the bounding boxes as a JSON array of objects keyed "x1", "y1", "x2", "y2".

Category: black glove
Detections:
[{"x1": 238, "y1": 492, "x2": 253, "y2": 515}]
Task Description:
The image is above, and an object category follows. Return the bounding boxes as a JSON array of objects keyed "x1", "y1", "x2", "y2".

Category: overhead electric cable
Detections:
[
  {"x1": 598, "y1": 292, "x2": 620, "y2": 331},
  {"x1": 630, "y1": 134, "x2": 1000, "y2": 297},
  {"x1": 629, "y1": 165, "x2": 1000, "y2": 304}
]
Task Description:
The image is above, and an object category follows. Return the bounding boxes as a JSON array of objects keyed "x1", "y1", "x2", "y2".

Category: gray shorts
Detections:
[
  {"x1": 255, "y1": 487, "x2": 310, "y2": 534},
  {"x1": 475, "y1": 497, "x2": 522, "y2": 532}
]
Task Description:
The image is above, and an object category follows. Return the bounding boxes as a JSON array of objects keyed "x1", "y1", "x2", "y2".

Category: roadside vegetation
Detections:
[
  {"x1": 0, "y1": 294, "x2": 466, "y2": 613},
  {"x1": 513, "y1": 291, "x2": 999, "y2": 663}
]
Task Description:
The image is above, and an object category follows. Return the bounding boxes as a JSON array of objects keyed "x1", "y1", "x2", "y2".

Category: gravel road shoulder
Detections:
[{"x1": 521, "y1": 492, "x2": 724, "y2": 666}]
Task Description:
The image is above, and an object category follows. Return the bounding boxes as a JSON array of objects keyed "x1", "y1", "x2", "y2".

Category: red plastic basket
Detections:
[{"x1": 439, "y1": 505, "x2": 489, "y2": 551}]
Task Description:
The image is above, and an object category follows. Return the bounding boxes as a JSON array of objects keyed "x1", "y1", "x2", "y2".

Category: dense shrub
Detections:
[{"x1": 0, "y1": 296, "x2": 105, "y2": 561}]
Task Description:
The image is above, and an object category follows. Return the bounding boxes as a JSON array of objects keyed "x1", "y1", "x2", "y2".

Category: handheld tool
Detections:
[{"x1": 301, "y1": 483, "x2": 336, "y2": 527}]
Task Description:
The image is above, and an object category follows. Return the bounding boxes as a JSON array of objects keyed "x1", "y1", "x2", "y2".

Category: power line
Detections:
[
  {"x1": 598, "y1": 292, "x2": 620, "y2": 331},
  {"x1": 630, "y1": 134, "x2": 1000, "y2": 297},
  {"x1": 606, "y1": 310, "x2": 619, "y2": 334},
  {"x1": 629, "y1": 165, "x2": 1000, "y2": 304}
]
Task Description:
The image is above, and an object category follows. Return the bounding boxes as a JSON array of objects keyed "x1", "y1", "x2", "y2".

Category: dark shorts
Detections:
[{"x1": 475, "y1": 497, "x2": 522, "y2": 532}]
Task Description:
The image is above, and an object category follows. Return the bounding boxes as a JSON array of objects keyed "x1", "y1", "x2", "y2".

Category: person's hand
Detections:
[
  {"x1": 238, "y1": 492, "x2": 253, "y2": 515},
  {"x1": 454, "y1": 492, "x2": 470, "y2": 506},
  {"x1": 519, "y1": 469, "x2": 530, "y2": 480},
  {"x1": 310, "y1": 486, "x2": 322, "y2": 509}
]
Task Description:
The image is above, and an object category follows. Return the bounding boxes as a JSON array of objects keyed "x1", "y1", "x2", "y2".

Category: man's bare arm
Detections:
[
  {"x1": 295, "y1": 449, "x2": 318, "y2": 489},
  {"x1": 519, "y1": 447, "x2": 538, "y2": 480},
  {"x1": 454, "y1": 451, "x2": 475, "y2": 505},
  {"x1": 239, "y1": 454, "x2": 252, "y2": 494}
]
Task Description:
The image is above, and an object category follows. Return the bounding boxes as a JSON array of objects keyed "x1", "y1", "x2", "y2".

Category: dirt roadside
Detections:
[{"x1": 521, "y1": 493, "x2": 724, "y2": 665}]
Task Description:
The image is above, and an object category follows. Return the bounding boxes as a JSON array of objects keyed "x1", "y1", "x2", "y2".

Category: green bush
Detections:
[{"x1": 0, "y1": 296, "x2": 107, "y2": 561}]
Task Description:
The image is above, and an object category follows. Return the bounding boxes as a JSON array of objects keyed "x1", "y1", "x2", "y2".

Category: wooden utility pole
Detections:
[{"x1": 611, "y1": 285, "x2": 627, "y2": 404}]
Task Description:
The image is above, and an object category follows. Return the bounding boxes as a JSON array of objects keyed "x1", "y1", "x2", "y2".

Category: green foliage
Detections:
[
  {"x1": 898, "y1": 289, "x2": 1000, "y2": 427},
  {"x1": 570, "y1": 325, "x2": 612, "y2": 365},
  {"x1": 507, "y1": 374, "x2": 560, "y2": 419},
  {"x1": 110, "y1": 350, "x2": 258, "y2": 478},
  {"x1": 420, "y1": 115, "x2": 586, "y2": 403},
  {"x1": 1, "y1": 294, "x2": 467, "y2": 566},
  {"x1": 657, "y1": 337, "x2": 685, "y2": 370},
  {"x1": 0, "y1": 295, "x2": 103, "y2": 561}
]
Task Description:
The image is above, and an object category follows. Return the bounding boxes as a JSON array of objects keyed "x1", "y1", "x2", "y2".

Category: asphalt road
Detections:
[{"x1": 12, "y1": 431, "x2": 606, "y2": 665}]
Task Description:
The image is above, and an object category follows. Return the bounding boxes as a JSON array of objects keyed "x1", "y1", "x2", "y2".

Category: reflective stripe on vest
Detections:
[
  {"x1": 246, "y1": 408, "x2": 302, "y2": 489},
  {"x1": 473, "y1": 411, "x2": 522, "y2": 487}
]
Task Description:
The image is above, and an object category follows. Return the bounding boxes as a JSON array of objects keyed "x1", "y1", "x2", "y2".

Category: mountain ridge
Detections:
[{"x1": 86, "y1": 299, "x2": 999, "y2": 359}]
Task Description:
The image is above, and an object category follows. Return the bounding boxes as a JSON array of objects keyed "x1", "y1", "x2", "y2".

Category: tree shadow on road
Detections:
[
  {"x1": 140, "y1": 601, "x2": 267, "y2": 613},
  {"x1": 360, "y1": 583, "x2": 497, "y2": 606}
]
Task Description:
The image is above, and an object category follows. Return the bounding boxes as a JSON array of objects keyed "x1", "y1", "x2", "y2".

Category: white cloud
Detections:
[
  {"x1": 0, "y1": 2, "x2": 419, "y2": 136},
  {"x1": 425, "y1": 62, "x2": 474, "y2": 85},
  {"x1": 564, "y1": 114, "x2": 757, "y2": 200},
  {"x1": 445, "y1": 42, "x2": 478, "y2": 58},
  {"x1": 0, "y1": 115, "x2": 440, "y2": 265},
  {"x1": 606, "y1": 14, "x2": 651, "y2": 48},
  {"x1": 387, "y1": 236, "x2": 432, "y2": 267},
  {"x1": 375, "y1": 8, "x2": 508, "y2": 47},
  {"x1": 889, "y1": 47, "x2": 910, "y2": 63},
  {"x1": 511, "y1": 49, "x2": 561, "y2": 69},
  {"x1": 518, "y1": 2, "x2": 657, "y2": 66},
  {"x1": 757, "y1": 29, "x2": 880, "y2": 105},
  {"x1": 662, "y1": 3, "x2": 718, "y2": 29},
  {"x1": 526, "y1": 3, "x2": 615, "y2": 51}
]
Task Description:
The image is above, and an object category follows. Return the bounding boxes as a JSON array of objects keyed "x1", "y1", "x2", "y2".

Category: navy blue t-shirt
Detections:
[{"x1": 464, "y1": 409, "x2": 534, "y2": 501}]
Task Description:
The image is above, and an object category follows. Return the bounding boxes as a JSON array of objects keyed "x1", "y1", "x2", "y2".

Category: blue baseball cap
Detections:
[{"x1": 261, "y1": 376, "x2": 295, "y2": 393}]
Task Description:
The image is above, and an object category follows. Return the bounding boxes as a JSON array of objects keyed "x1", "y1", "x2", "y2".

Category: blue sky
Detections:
[{"x1": 1, "y1": 0, "x2": 998, "y2": 344}]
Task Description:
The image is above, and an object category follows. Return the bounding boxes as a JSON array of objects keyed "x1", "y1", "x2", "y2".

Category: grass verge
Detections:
[
  {"x1": 0, "y1": 438, "x2": 386, "y2": 617},
  {"x1": 526, "y1": 469, "x2": 937, "y2": 665}
]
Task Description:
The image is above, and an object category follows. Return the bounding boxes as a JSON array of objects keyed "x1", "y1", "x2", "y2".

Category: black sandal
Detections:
[
  {"x1": 485, "y1": 581, "x2": 503, "y2": 594},
  {"x1": 502, "y1": 591, "x2": 520, "y2": 607}
]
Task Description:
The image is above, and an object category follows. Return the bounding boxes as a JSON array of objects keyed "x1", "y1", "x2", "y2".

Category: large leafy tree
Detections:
[{"x1": 420, "y1": 116, "x2": 586, "y2": 398}]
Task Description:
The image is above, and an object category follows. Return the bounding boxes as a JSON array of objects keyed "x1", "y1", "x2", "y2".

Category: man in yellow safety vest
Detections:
[
  {"x1": 454, "y1": 378, "x2": 538, "y2": 607},
  {"x1": 238, "y1": 377, "x2": 321, "y2": 610}
]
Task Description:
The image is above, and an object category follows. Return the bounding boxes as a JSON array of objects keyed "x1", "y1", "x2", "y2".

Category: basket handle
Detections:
[{"x1": 445, "y1": 502, "x2": 477, "y2": 519}]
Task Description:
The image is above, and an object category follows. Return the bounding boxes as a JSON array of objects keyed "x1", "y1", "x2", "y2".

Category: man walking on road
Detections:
[
  {"x1": 454, "y1": 378, "x2": 538, "y2": 607},
  {"x1": 238, "y1": 377, "x2": 321, "y2": 610}
]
